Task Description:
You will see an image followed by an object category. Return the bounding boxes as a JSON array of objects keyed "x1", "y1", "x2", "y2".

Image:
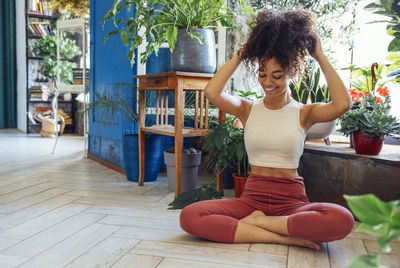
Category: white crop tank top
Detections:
[{"x1": 244, "y1": 98, "x2": 306, "y2": 169}]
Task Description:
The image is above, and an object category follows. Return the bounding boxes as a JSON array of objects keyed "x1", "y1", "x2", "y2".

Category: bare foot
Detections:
[
  {"x1": 240, "y1": 210, "x2": 265, "y2": 225},
  {"x1": 281, "y1": 236, "x2": 321, "y2": 251}
]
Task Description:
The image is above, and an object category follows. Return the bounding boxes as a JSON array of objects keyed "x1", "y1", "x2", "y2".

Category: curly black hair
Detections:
[{"x1": 239, "y1": 7, "x2": 316, "y2": 77}]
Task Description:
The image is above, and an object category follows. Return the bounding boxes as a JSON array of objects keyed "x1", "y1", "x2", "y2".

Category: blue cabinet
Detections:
[
  {"x1": 89, "y1": 1, "x2": 174, "y2": 168},
  {"x1": 88, "y1": 0, "x2": 136, "y2": 167}
]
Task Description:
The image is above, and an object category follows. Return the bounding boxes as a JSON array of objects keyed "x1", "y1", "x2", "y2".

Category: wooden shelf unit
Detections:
[{"x1": 134, "y1": 71, "x2": 222, "y2": 197}]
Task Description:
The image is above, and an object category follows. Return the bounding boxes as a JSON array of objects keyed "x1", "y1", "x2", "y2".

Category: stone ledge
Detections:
[
  {"x1": 300, "y1": 141, "x2": 400, "y2": 208},
  {"x1": 304, "y1": 140, "x2": 400, "y2": 167}
]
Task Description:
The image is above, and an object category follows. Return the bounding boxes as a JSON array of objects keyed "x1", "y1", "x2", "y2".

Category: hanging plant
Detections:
[{"x1": 50, "y1": 0, "x2": 90, "y2": 17}]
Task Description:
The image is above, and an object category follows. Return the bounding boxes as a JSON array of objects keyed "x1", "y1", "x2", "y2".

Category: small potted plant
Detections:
[
  {"x1": 101, "y1": 0, "x2": 254, "y2": 72},
  {"x1": 339, "y1": 94, "x2": 400, "y2": 155},
  {"x1": 339, "y1": 62, "x2": 400, "y2": 155}
]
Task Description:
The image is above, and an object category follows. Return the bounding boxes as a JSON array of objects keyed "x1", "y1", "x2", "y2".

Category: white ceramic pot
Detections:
[{"x1": 306, "y1": 119, "x2": 336, "y2": 140}]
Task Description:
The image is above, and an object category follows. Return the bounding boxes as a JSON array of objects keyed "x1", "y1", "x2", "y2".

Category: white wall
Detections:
[{"x1": 16, "y1": 0, "x2": 26, "y2": 132}]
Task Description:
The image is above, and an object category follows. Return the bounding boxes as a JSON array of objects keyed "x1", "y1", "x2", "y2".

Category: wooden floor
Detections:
[{"x1": 0, "y1": 129, "x2": 398, "y2": 268}]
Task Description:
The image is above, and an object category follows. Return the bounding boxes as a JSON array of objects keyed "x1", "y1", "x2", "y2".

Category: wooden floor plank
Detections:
[
  {"x1": 64, "y1": 236, "x2": 140, "y2": 268},
  {"x1": 287, "y1": 243, "x2": 330, "y2": 268},
  {"x1": 0, "y1": 178, "x2": 48, "y2": 196},
  {"x1": 130, "y1": 241, "x2": 287, "y2": 268},
  {"x1": 67, "y1": 189, "x2": 163, "y2": 202},
  {"x1": 111, "y1": 253, "x2": 163, "y2": 268},
  {"x1": 0, "y1": 194, "x2": 80, "y2": 226},
  {"x1": 0, "y1": 181, "x2": 63, "y2": 205},
  {"x1": 3, "y1": 213, "x2": 106, "y2": 257},
  {"x1": 17, "y1": 223, "x2": 120, "y2": 267},
  {"x1": 74, "y1": 196, "x2": 172, "y2": 210},
  {"x1": 328, "y1": 238, "x2": 367, "y2": 268},
  {"x1": 0, "y1": 254, "x2": 29, "y2": 268},
  {"x1": 85, "y1": 205, "x2": 180, "y2": 219},
  {"x1": 113, "y1": 226, "x2": 250, "y2": 251},
  {"x1": 99, "y1": 215, "x2": 182, "y2": 232},
  {"x1": 157, "y1": 257, "x2": 262, "y2": 268},
  {"x1": 0, "y1": 203, "x2": 91, "y2": 240},
  {"x1": 249, "y1": 243, "x2": 288, "y2": 256},
  {"x1": 0, "y1": 237, "x2": 20, "y2": 252},
  {"x1": 0, "y1": 187, "x2": 72, "y2": 214}
]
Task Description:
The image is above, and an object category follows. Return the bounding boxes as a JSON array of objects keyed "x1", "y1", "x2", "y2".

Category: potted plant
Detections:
[
  {"x1": 202, "y1": 116, "x2": 249, "y2": 197},
  {"x1": 89, "y1": 82, "x2": 164, "y2": 182},
  {"x1": 339, "y1": 62, "x2": 400, "y2": 155},
  {"x1": 101, "y1": 0, "x2": 254, "y2": 72},
  {"x1": 339, "y1": 97, "x2": 400, "y2": 155}
]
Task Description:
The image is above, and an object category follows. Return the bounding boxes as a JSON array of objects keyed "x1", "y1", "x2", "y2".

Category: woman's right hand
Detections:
[
  {"x1": 308, "y1": 31, "x2": 325, "y2": 61},
  {"x1": 204, "y1": 54, "x2": 251, "y2": 120}
]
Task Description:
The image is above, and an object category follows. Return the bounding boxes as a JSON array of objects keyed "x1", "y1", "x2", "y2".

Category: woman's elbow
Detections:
[
  {"x1": 335, "y1": 100, "x2": 352, "y2": 116},
  {"x1": 205, "y1": 89, "x2": 216, "y2": 103}
]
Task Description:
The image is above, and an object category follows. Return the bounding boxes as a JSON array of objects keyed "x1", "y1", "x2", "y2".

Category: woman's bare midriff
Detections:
[{"x1": 250, "y1": 165, "x2": 299, "y2": 178}]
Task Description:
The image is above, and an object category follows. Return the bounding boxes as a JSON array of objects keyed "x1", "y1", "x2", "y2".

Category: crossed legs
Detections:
[{"x1": 180, "y1": 198, "x2": 353, "y2": 250}]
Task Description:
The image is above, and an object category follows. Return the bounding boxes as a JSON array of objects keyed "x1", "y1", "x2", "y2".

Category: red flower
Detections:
[
  {"x1": 349, "y1": 88, "x2": 363, "y2": 102},
  {"x1": 376, "y1": 97, "x2": 383, "y2": 103},
  {"x1": 377, "y1": 86, "x2": 389, "y2": 97}
]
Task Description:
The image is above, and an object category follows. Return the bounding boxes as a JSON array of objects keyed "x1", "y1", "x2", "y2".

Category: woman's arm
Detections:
[
  {"x1": 304, "y1": 33, "x2": 352, "y2": 127},
  {"x1": 205, "y1": 54, "x2": 251, "y2": 119}
]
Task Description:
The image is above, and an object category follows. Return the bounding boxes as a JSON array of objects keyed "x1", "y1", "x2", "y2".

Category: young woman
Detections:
[{"x1": 179, "y1": 8, "x2": 354, "y2": 250}]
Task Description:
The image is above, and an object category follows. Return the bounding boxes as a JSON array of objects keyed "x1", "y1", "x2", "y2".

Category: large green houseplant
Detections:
[{"x1": 101, "y1": 0, "x2": 254, "y2": 66}]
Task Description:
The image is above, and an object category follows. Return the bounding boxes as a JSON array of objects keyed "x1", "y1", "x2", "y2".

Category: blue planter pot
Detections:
[{"x1": 123, "y1": 134, "x2": 164, "y2": 182}]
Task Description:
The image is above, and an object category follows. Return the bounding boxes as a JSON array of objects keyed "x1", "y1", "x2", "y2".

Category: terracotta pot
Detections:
[
  {"x1": 233, "y1": 173, "x2": 247, "y2": 198},
  {"x1": 352, "y1": 130, "x2": 384, "y2": 155}
]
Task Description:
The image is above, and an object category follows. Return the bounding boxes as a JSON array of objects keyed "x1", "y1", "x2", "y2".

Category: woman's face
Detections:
[{"x1": 258, "y1": 58, "x2": 289, "y2": 97}]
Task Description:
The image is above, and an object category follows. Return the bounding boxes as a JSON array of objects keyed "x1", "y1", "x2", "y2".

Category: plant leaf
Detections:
[
  {"x1": 120, "y1": 31, "x2": 129, "y2": 46},
  {"x1": 166, "y1": 26, "x2": 178, "y2": 52},
  {"x1": 344, "y1": 194, "x2": 394, "y2": 225},
  {"x1": 168, "y1": 186, "x2": 222, "y2": 209}
]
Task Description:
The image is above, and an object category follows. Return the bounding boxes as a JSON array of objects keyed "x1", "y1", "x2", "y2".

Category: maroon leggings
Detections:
[{"x1": 180, "y1": 173, "x2": 354, "y2": 243}]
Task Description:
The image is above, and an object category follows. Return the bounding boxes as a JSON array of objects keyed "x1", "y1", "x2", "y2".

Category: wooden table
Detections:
[{"x1": 134, "y1": 72, "x2": 224, "y2": 197}]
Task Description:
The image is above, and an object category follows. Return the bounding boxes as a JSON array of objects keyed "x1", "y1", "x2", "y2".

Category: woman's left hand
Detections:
[{"x1": 308, "y1": 31, "x2": 324, "y2": 61}]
